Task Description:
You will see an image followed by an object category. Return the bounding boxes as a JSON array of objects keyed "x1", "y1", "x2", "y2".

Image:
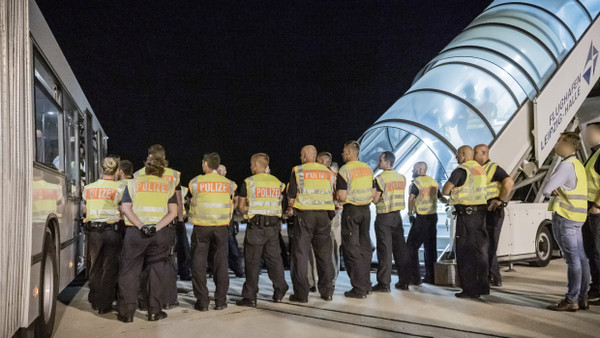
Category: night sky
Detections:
[{"x1": 36, "y1": 0, "x2": 491, "y2": 185}]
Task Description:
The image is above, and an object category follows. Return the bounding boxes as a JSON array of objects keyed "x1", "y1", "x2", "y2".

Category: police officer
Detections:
[
  {"x1": 407, "y1": 162, "x2": 446, "y2": 284},
  {"x1": 82, "y1": 157, "x2": 124, "y2": 314},
  {"x1": 286, "y1": 145, "x2": 336, "y2": 302},
  {"x1": 117, "y1": 155, "x2": 178, "y2": 322},
  {"x1": 584, "y1": 122, "x2": 600, "y2": 302},
  {"x1": 337, "y1": 141, "x2": 374, "y2": 299},
  {"x1": 372, "y1": 151, "x2": 409, "y2": 292},
  {"x1": 442, "y1": 145, "x2": 489, "y2": 298},
  {"x1": 135, "y1": 145, "x2": 189, "y2": 280},
  {"x1": 474, "y1": 144, "x2": 514, "y2": 287},
  {"x1": 236, "y1": 153, "x2": 289, "y2": 307},
  {"x1": 189, "y1": 153, "x2": 236, "y2": 311},
  {"x1": 134, "y1": 145, "x2": 188, "y2": 310},
  {"x1": 317, "y1": 152, "x2": 343, "y2": 285}
]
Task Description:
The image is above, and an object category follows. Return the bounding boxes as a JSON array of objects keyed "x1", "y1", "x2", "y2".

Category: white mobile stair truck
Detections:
[{"x1": 358, "y1": 0, "x2": 600, "y2": 285}]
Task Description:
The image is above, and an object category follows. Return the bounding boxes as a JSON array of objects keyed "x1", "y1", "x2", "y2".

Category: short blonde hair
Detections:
[{"x1": 251, "y1": 153, "x2": 269, "y2": 169}]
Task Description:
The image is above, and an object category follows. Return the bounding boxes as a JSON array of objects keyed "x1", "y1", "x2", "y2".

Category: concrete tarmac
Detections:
[{"x1": 53, "y1": 259, "x2": 599, "y2": 338}]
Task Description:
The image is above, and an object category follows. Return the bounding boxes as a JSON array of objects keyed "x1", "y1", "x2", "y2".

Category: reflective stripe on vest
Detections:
[
  {"x1": 375, "y1": 170, "x2": 405, "y2": 214},
  {"x1": 134, "y1": 167, "x2": 181, "y2": 186},
  {"x1": 586, "y1": 148, "x2": 600, "y2": 202},
  {"x1": 83, "y1": 179, "x2": 124, "y2": 223},
  {"x1": 189, "y1": 173, "x2": 235, "y2": 226},
  {"x1": 339, "y1": 161, "x2": 374, "y2": 205},
  {"x1": 126, "y1": 175, "x2": 175, "y2": 225},
  {"x1": 294, "y1": 163, "x2": 335, "y2": 210},
  {"x1": 449, "y1": 160, "x2": 487, "y2": 206},
  {"x1": 483, "y1": 161, "x2": 500, "y2": 200},
  {"x1": 413, "y1": 175, "x2": 439, "y2": 215},
  {"x1": 550, "y1": 157, "x2": 588, "y2": 222},
  {"x1": 246, "y1": 173, "x2": 285, "y2": 218}
]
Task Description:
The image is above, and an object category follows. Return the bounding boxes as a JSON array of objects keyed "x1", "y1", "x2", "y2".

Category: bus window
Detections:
[{"x1": 34, "y1": 84, "x2": 64, "y2": 171}]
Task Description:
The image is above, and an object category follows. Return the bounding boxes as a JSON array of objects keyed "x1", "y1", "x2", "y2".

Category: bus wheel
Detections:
[
  {"x1": 36, "y1": 231, "x2": 58, "y2": 338},
  {"x1": 530, "y1": 224, "x2": 553, "y2": 267}
]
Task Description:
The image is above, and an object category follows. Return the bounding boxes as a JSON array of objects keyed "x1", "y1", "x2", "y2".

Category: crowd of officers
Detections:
[{"x1": 81, "y1": 123, "x2": 600, "y2": 322}]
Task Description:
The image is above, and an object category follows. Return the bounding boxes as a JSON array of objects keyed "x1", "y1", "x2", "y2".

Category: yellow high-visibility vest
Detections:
[
  {"x1": 293, "y1": 163, "x2": 335, "y2": 211},
  {"x1": 338, "y1": 161, "x2": 374, "y2": 206},
  {"x1": 83, "y1": 179, "x2": 124, "y2": 223},
  {"x1": 189, "y1": 173, "x2": 236, "y2": 226},
  {"x1": 449, "y1": 160, "x2": 487, "y2": 206},
  {"x1": 412, "y1": 175, "x2": 439, "y2": 215},
  {"x1": 245, "y1": 173, "x2": 285, "y2": 219},
  {"x1": 483, "y1": 161, "x2": 501, "y2": 200},
  {"x1": 33, "y1": 179, "x2": 62, "y2": 223},
  {"x1": 550, "y1": 157, "x2": 588, "y2": 222},
  {"x1": 134, "y1": 167, "x2": 181, "y2": 186},
  {"x1": 125, "y1": 175, "x2": 175, "y2": 225},
  {"x1": 374, "y1": 170, "x2": 406, "y2": 214},
  {"x1": 586, "y1": 148, "x2": 600, "y2": 203}
]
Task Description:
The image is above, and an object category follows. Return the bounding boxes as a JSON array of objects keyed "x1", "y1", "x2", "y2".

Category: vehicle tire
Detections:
[
  {"x1": 530, "y1": 224, "x2": 553, "y2": 267},
  {"x1": 35, "y1": 231, "x2": 58, "y2": 338}
]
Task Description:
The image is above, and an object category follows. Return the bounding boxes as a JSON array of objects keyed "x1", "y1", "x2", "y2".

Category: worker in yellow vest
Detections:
[
  {"x1": 236, "y1": 153, "x2": 288, "y2": 307},
  {"x1": 286, "y1": 145, "x2": 336, "y2": 303},
  {"x1": 407, "y1": 161, "x2": 447, "y2": 285},
  {"x1": 543, "y1": 132, "x2": 589, "y2": 311},
  {"x1": 317, "y1": 152, "x2": 343, "y2": 286},
  {"x1": 442, "y1": 145, "x2": 489, "y2": 299},
  {"x1": 82, "y1": 157, "x2": 125, "y2": 314},
  {"x1": 583, "y1": 123, "x2": 600, "y2": 302},
  {"x1": 135, "y1": 144, "x2": 190, "y2": 282},
  {"x1": 188, "y1": 152, "x2": 236, "y2": 311},
  {"x1": 474, "y1": 144, "x2": 514, "y2": 288},
  {"x1": 117, "y1": 155, "x2": 178, "y2": 322},
  {"x1": 337, "y1": 141, "x2": 374, "y2": 299},
  {"x1": 371, "y1": 151, "x2": 408, "y2": 292}
]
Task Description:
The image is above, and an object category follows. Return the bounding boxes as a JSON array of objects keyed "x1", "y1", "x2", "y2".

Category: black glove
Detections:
[
  {"x1": 409, "y1": 215, "x2": 416, "y2": 225},
  {"x1": 141, "y1": 224, "x2": 157, "y2": 238}
]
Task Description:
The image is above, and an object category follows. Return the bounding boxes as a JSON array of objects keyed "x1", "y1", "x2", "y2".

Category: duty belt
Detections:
[
  {"x1": 250, "y1": 215, "x2": 280, "y2": 227},
  {"x1": 453, "y1": 205, "x2": 486, "y2": 215},
  {"x1": 86, "y1": 222, "x2": 119, "y2": 231}
]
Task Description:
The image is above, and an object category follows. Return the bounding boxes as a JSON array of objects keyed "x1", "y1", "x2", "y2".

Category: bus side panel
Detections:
[
  {"x1": 26, "y1": 263, "x2": 41, "y2": 328},
  {"x1": 57, "y1": 189, "x2": 81, "y2": 290}
]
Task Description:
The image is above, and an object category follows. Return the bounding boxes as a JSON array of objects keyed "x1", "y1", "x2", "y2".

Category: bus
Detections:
[{"x1": 1, "y1": 1, "x2": 107, "y2": 336}]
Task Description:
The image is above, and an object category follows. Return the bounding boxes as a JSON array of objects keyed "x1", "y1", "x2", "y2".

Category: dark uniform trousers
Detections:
[
  {"x1": 341, "y1": 204, "x2": 372, "y2": 295},
  {"x1": 374, "y1": 211, "x2": 408, "y2": 286},
  {"x1": 455, "y1": 205, "x2": 490, "y2": 296},
  {"x1": 291, "y1": 210, "x2": 335, "y2": 299},
  {"x1": 165, "y1": 227, "x2": 178, "y2": 305},
  {"x1": 241, "y1": 216, "x2": 288, "y2": 300},
  {"x1": 583, "y1": 202, "x2": 600, "y2": 294},
  {"x1": 485, "y1": 204, "x2": 505, "y2": 283},
  {"x1": 138, "y1": 226, "x2": 177, "y2": 310},
  {"x1": 117, "y1": 226, "x2": 172, "y2": 317},
  {"x1": 191, "y1": 225, "x2": 229, "y2": 307},
  {"x1": 87, "y1": 225, "x2": 122, "y2": 309},
  {"x1": 406, "y1": 213, "x2": 438, "y2": 283},
  {"x1": 176, "y1": 221, "x2": 192, "y2": 279}
]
